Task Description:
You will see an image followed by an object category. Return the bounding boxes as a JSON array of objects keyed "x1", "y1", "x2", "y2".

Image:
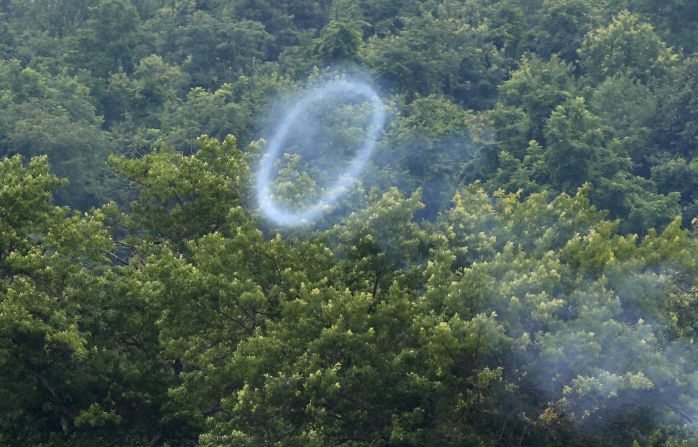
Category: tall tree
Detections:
[{"x1": 578, "y1": 10, "x2": 677, "y2": 85}]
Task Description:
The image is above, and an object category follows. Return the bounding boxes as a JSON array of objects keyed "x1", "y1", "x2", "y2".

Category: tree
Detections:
[
  {"x1": 588, "y1": 73, "x2": 657, "y2": 171},
  {"x1": 67, "y1": 0, "x2": 143, "y2": 79},
  {"x1": 107, "y1": 54, "x2": 184, "y2": 128},
  {"x1": 315, "y1": 19, "x2": 363, "y2": 64},
  {"x1": 533, "y1": 0, "x2": 599, "y2": 62},
  {"x1": 655, "y1": 55, "x2": 698, "y2": 158},
  {"x1": 2, "y1": 1, "x2": 698, "y2": 444},
  {"x1": 489, "y1": 55, "x2": 577, "y2": 159},
  {"x1": 593, "y1": 172, "x2": 682, "y2": 234},
  {"x1": 362, "y1": 12, "x2": 506, "y2": 109},
  {"x1": 651, "y1": 155, "x2": 698, "y2": 223},
  {"x1": 630, "y1": 0, "x2": 698, "y2": 54},
  {"x1": 0, "y1": 155, "x2": 191, "y2": 446},
  {"x1": 66, "y1": 0, "x2": 146, "y2": 124},
  {"x1": 485, "y1": 0, "x2": 527, "y2": 60},
  {"x1": 382, "y1": 94, "x2": 486, "y2": 215},
  {"x1": 578, "y1": 10, "x2": 677, "y2": 85},
  {"x1": 333, "y1": 0, "x2": 417, "y2": 37},
  {"x1": 176, "y1": 11, "x2": 272, "y2": 89},
  {"x1": 542, "y1": 97, "x2": 619, "y2": 193},
  {"x1": 108, "y1": 135, "x2": 250, "y2": 248},
  {"x1": 164, "y1": 69, "x2": 290, "y2": 149},
  {"x1": 0, "y1": 60, "x2": 113, "y2": 209},
  {"x1": 4, "y1": 134, "x2": 698, "y2": 445},
  {"x1": 227, "y1": 0, "x2": 297, "y2": 54}
]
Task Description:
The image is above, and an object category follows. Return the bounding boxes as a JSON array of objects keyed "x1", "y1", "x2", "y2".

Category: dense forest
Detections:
[{"x1": 2, "y1": 0, "x2": 698, "y2": 445}]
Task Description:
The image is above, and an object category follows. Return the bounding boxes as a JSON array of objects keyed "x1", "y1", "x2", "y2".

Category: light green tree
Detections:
[{"x1": 578, "y1": 10, "x2": 677, "y2": 85}]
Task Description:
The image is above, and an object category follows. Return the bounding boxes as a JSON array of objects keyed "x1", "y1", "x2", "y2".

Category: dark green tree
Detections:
[
  {"x1": 176, "y1": 11, "x2": 272, "y2": 89},
  {"x1": 490, "y1": 55, "x2": 577, "y2": 158},
  {"x1": 578, "y1": 10, "x2": 677, "y2": 85},
  {"x1": 315, "y1": 19, "x2": 363, "y2": 64},
  {"x1": 363, "y1": 12, "x2": 506, "y2": 109}
]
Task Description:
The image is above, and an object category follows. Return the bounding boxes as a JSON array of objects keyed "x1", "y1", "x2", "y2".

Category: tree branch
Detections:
[{"x1": 26, "y1": 368, "x2": 78, "y2": 420}]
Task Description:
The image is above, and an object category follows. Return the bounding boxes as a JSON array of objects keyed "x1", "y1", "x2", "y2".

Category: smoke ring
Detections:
[{"x1": 255, "y1": 80, "x2": 386, "y2": 227}]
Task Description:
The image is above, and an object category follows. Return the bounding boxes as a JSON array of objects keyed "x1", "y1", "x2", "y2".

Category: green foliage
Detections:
[
  {"x1": 362, "y1": 12, "x2": 506, "y2": 109},
  {"x1": 578, "y1": 10, "x2": 677, "y2": 85},
  {"x1": 107, "y1": 54, "x2": 184, "y2": 127},
  {"x1": 176, "y1": 12, "x2": 272, "y2": 89},
  {"x1": 588, "y1": 73, "x2": 657, "y2": 168},
  {"x1": 0, "y1": 60, "x2": 113, "y2": 208},
  {"x1": 542, "y1": 97, "x2": 619, "y2": 192},
  {"x1": 384, "y1": 94, "x2": 485, "y2": 214},
  {"x1": 5, "y1": 138, "x2": 698, "y2": 445},
  {"x1": 533, "y1": 0, "x2": 601, "y2": 62},
  {"x1": 315, "y1": 20, "x2": 363, "y2": 64},
  {"x1": 3, "y1": 1, "x2": 698, "y2": 445},
  {"x1": 629, "y1": 0, "x2": 698, "y2": 53},
  {"x1": 489, "y1": 55, "x2": 577, "y2": 158},
  {"x1": 67, "y1": 0, "x2": 145, "y2": 118},
  {"x1": 0, "y1": 155, "x2": 180, "y2": 446},
  {"x1": 656, "y1": 55, "x2": 698, "y2": 158},
  {"x1": 593, "y1": 172, "x2": 682, "y2": 234},
  {"x1": 109, "y1": 135, "x2": 249, "y2": 246},
  {"x1": 166, "y1": 69, "x2": 290, "y2": 149}
]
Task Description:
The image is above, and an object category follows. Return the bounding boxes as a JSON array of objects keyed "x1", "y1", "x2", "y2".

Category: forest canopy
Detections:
[{"x1": 2, "y1": 0, "x2": 698, "y2": 446}]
